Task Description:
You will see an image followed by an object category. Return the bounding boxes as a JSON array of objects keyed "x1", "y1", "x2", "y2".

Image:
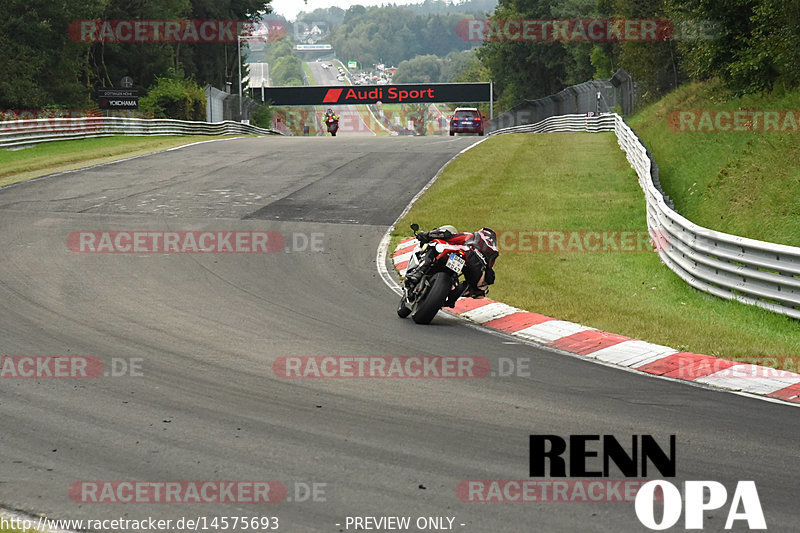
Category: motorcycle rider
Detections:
[
  {"x1": 404, "y1": 226, "x2": 499, "y2": 298},
  {"x1": 324, "y1": 108, "x2": 339, "y2": 122},
  {"x1": 323, "y1": 108, "x2": 339, "y2": 136}
]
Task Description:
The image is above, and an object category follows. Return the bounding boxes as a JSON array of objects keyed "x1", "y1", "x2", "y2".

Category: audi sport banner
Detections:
[{"x1": 260, "y1": 83, "x2": 491, "y2": 106}]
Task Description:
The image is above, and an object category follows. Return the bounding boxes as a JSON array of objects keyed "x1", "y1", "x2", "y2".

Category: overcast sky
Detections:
[{"x1": 269, "y1": 1, "x2": 433, "y2": 21}]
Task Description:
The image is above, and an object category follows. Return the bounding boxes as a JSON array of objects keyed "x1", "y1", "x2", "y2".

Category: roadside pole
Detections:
[
  {"x1": 490, "y1": 80, "x2": 493, "y2": 121},
  {"x1": 238, "y1": 36, "x2": 243, "y2": 121}
]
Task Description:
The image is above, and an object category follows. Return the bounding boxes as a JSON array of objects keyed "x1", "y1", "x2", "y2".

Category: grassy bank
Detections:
[
  {"x1": 0, "y1": 135, "x2": 238, "y2": 187},
  {"x1": 392, "y1": 133, "x2": 800, "y2": 359},
  {"x1": 628, "y1": 80, "x2": 800, "y2": 246}
]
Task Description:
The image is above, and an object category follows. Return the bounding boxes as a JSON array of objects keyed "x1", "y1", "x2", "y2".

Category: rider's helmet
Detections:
[
  {"x1": 470, "y1": 227, "x2": 499, "y2": 258},
  {"x1": 327, "y1": 108, "x2": 333, "y2": 115},
  {"x1": 435, "y1": 225, "x2": 458, "y2": 235}
]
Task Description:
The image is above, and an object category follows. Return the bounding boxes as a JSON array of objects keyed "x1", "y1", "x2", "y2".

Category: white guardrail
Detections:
[
  {"x1": 0, "y1": 116, "x2": 281, "y2": 149},
  {"x1": 491, "y1": 113, "x2": 800, "y2": 320}
]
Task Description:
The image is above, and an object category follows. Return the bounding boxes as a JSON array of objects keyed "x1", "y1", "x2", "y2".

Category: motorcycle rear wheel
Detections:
[{"x1": 411, "y1": 272, "x2": 451, "y2": 324}]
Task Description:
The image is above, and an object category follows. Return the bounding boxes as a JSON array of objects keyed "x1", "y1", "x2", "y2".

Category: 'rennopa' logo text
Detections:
[
  {"x1": 635, "y1": 480, "x2": 766, "y2": 530},
  {"x1": 530, "y1": 434, "x2": 676, "y2": 477}
]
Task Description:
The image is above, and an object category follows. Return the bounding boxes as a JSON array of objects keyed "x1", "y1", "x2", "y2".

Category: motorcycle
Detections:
[
  {"x1": 324, "y1": 114, "x2": 339, "y2": 136},
  {"x1": 397, "y1": 224, "x2": 471, "y2": 324}
]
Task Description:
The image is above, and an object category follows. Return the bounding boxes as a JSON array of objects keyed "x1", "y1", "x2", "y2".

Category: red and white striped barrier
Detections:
[{"x1": 393, "y1": 237, "x2": 800, "y2": 404}]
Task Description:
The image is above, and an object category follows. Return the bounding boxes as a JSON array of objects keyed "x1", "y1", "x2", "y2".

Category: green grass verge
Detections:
[
  {"x1": 0, "y1": 135, "x2": 240, "y2": 187},
  {"x1": 391, "y1": 133, "x2": 800, "y2": 359},
  {"x1": 302, "y1": 62, "x2": 316, "y2": 85},
  {"x1": 357, "y1": 106, "x2": 391, "y2": 137},
  {"x1": 629, "y1": 79, "x2": 800, "y2": 246}
]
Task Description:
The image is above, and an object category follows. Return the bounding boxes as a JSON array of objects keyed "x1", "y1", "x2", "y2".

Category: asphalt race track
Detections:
[{"x1": 0, "y1": 135, "x2": 799, "y2": 532}]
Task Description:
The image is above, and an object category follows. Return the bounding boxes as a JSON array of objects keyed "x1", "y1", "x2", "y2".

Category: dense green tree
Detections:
[
  {"x1": 611, "y1": 0, "x2": 684, "y2": 103},
  {"x1": 0, "y1": 0, "x2": 104, "y2": 109},
  {"x1": 391, "y1": 50, "x2": 485, "y2": 84},
  {"x1": 138, "y1": 73, "x2": 205, "y2": 120},
  {"x1": 441, "y1": 50, "x2": 479, "y2": 82},
  {"x1": 476, "y1": 0, "x2": 573, "y2": 110},
  {"x1": 666, "y1": 0, "x2": 800, "y2": 94},
  {"x1": 87, "y1": 0, "x2": 190, "y2": 92},
  {"x1": 331, "y1": 6, "x2": 479, "y2": 68},
  {"x1": 394, "y1": 55, "x2": 442, "y2": 83},
  {"x1": 0, "y1": 0, "x2": 273, "y2": 109},
  {"x1": 250, "y1": 102, "x2": 273, "y2": 128}
]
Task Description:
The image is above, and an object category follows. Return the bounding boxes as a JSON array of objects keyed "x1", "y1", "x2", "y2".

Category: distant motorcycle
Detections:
[
  {"x1": 324, "y1": 111, "x2": 339, "y2": 136},
  {"x1": 397, "y1": 224, "x2": 471, "y2": 324}
]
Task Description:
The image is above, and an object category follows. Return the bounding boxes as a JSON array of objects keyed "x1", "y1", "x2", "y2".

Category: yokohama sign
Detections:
[{"x1": 261, "y1": 83, "x2": 491, "y2": 106}]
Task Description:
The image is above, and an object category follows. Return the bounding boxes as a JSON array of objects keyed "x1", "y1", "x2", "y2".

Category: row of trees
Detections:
[
  {"x1": 392, "y1": 50, "x2": 486, "y2": 84},
  {"x1": 307, "y1": 0, "x2": 800, "y2": 113},
  {"x1": 260, "y1": 40, "x2": 304, "y2": 87},
  {"x1": 329, "y1": 6, "x2": 483, "y2": 70},
  {"x1": 0, "y1": 0, "x2": 271, "y2": 110},
  {"x1": 295, "y1": 1, "x2": 496, "y2": 27},
  {"x1": 8, "y1": 0, "x2": 797, "y2": 117},
  {"x1": 480, "y1": 0, "x2": 800, "y2": 111}
]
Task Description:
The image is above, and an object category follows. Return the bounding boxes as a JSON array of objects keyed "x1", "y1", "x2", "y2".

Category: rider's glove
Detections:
[{"x1": 417, "y1": 231, "x2": 431, "y2": 244}]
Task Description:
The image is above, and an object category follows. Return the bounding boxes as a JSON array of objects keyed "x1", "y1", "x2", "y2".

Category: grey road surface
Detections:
[{"x1": 0, "y1": 135, "x2": 798, "y2": 532}]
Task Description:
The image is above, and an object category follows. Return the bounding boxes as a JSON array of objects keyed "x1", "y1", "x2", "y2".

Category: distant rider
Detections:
[
  {"x1": 404, "y1": 226, "x2": 499, "y2": 298},
  {"x1": 323, "y1": 108, "x2": 339, "y2": 122},
  {"x1": 323, "y1": 108, "x2": 340, "y2": 136}
]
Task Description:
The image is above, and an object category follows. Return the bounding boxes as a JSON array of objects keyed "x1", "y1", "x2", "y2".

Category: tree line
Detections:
[
  {"x1": 329, "y1": 6, "x2": 481, "y2": 69},
  {"x1": 5, "y1": 0, "x2": 796, "y2": 116},
  {"x1": 479, "y1": 0, "x2": 800, "y2": 111},
  {"x1": 0, "y1": 0, "x2": 270, "y2": 111}
]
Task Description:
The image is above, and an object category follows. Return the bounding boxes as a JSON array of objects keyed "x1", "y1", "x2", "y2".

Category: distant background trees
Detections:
[{"x1": 4, "y1": 0, "x2": 799, "y2": 115}]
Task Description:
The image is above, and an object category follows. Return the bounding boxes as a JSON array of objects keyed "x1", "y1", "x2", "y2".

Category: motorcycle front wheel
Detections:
[
  {"x1": 397, "y1": 294, "x2": 412, "y2": 318},
  {"x1": 411, "y1": 272, "x2": 452, "y2": 324}
]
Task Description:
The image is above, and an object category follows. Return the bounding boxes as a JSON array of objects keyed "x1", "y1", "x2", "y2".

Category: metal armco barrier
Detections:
[
  {"x1": 489, "y1": 69, "x2": 634, "y2": 132},
  {"x1": 0, "y1": 116, "x2": 281, "y2": 149},
  {"x1": 492, "y1": 113, "x2": 800, "y2": 320}
]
